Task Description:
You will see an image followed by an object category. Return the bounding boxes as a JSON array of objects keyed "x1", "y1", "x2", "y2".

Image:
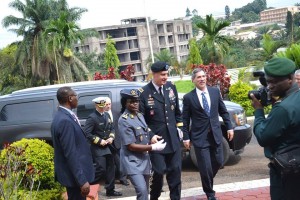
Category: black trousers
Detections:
[
  {"x1": 66, "y1": 187, "x2": 85, "y2": 200},
  {"x1": 269, "y1": 163, "x2": 300, "y2": 200},
  {"x1": 150, "y1": 150, "x2": 181, "y2": 200},
  {"x1": 194, "y1": 144, "x2": 223, "y2": 198},
  {"x1": 92, "y1": 154, "x2": 115, "y2": 192}
]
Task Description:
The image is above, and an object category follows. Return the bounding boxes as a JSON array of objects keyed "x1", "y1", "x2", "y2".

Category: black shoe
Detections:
[
  {"x1": 120, "y1": 180, "x2": 129, "y2": 186},
  {"x1": 106, "y1": 190, "x2": 122, "y2": 197},
  {"x1": 207, "y1": 197, "x2": 218, "y2": 200}
]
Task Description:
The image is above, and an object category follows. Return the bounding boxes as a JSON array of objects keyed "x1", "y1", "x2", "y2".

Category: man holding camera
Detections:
[{"x1": 250, "y1": 57, "x2": 300, "y2": 200}]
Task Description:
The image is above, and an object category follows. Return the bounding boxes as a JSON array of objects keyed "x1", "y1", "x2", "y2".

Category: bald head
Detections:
[{"x1": 295, "y1": 69, "x2": 300, "y2": 87}]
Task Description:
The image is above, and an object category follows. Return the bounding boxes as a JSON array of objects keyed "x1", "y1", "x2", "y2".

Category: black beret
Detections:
[
  {"x1": 120, "y1": 89, "x2": 140, "y2": 99},
  {"x1": 151, "y1": 61, "x2": 170, "y2": 72},
  {"x1": 264, "y1": 57, "x2": 296, "y2": 77}
]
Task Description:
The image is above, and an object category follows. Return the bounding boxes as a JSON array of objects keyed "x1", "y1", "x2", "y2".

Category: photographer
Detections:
[{"x1": 250, "y1": 57, "x2": 300, "y2": 200}]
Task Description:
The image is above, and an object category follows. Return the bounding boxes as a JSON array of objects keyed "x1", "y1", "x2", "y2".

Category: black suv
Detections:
[{"x1": 0, "y1": 80, "x2": 252, "y2": 167}]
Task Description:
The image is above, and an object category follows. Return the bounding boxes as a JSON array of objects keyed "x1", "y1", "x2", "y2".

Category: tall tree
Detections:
[
  {"x1": 186, "y1": 8, "x2": 192, "y2": 17},
  {"x1": 196, "y1": 15, "x2": 231, "y2": 64},
  {"x1": 225, "y1": 5, "x2": 230, "y2": 20},
  {"x1": 104, "y1": 35, "x2": 121, "y2": 72},
  {"x1": 286, "y1": 11, "x2": 294, "y2": 43},
  {"x1": 192, "y1": 9, "x2": 198, "y2": 16},
  {"x1": 44, "y1": 11, "x2": 89, "y2": 83},
  {"x1": 187, "y1": 38, "x2": 202, "y2": 66},
  {"x1": 2, "y1": 0, "x2": 87, "y2": 84}
]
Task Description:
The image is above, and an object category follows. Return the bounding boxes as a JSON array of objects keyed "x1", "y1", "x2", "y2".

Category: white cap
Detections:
[{"x1": 92, "y1": 96, "x2": 107, "y2": 107}]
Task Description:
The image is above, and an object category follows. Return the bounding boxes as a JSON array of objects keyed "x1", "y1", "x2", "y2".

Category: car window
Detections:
[
  {"x1": 77, "y1": 94, "x2": 109, "y2": 119},
  {"x1": 0, "y1": 100, "x2": 54, "y2": 124}
]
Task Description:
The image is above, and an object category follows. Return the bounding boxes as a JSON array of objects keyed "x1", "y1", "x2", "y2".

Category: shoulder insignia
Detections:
[
  {"x1": 130, "y1": 114, "x2": 134, "y2": 119},
  {"x1": 122, "y1": 113, "x2": 128, "y2": 119},
  {"x1": 138, "y1": 88, "x2": 144, "y2": 93}
]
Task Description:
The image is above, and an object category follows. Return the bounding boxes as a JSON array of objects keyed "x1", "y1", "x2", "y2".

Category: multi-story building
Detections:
[
  {"x1": 74, "y1": 17, "x2": 192, "y2": 81},
  {"x1": 260, "y1": 6, "x2": 300, "y2": 23}
]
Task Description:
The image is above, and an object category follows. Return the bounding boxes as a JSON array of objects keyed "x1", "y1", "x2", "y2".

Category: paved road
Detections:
[{"x1": 99, "y1": 120, "x2": 270, "y2": 199}]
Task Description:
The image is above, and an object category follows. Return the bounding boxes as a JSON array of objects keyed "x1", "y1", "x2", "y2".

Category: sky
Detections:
[{"x1": 0, "y1": 0, "x2": 299, "y2": 48}]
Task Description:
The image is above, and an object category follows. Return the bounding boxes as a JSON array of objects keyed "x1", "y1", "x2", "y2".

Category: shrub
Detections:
[
  {"x1": 0, "y1": 139, "x2": 64, "y2": 200},
  {"x1": 229, "y1": 80, "x2": 254, "y2": 116}
]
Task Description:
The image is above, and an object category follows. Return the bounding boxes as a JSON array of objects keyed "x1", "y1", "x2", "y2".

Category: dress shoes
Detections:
[
  {"x1": 207, "y1": 196, "x2": 218, "y2": 200},
  {"x1": 120, "y1": 179, "x2": 130, "y2": 186},
  {"x1": 106, "y1": 190, "x2": 122, "y2": 197}
]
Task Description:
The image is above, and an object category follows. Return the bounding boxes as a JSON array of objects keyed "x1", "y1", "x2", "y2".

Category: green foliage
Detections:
[
  {"x1": 231, "y1": 0, "x2": 266, "y2": 22},
  {"x1": 276, "y1": 43, "x2": 300, "y2": 69},
  {"x1": 18, "y1": 188, "x2": 64, "y2": 200},
  {"x1": 261, "y1": 34, "x2": 286, "y2": 60},
  {"x1": 225, "y1": 5, "x2": 230, "y2": 20},
  {"x1": 229, "y1": 80, "x2": 254, "y2": 116},
  {"x1": 174, "y1": 80, "x2": 194, "y2": 93},
  {"x1": 104, "y1": 35, "x2": 121, "y2": 72},
  {"x1": 2, "y1": 139, "x2": 61, "y2": 191},
  {"x1": 188, "y1": 38, "x2": 202, "y2": 66}
]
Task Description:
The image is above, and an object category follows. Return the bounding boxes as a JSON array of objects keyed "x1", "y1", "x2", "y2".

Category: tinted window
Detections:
[
  {"x1": 0, "y1": 100, "x2": 54, "y2": 123},
  {"x1": 77, "y1": 94, "x2": 109, "y2": 119}
]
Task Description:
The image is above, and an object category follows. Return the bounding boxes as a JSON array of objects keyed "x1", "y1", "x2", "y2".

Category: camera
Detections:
[{"x1": 248, "y1": 71, "x2": 272, "y2": 106}]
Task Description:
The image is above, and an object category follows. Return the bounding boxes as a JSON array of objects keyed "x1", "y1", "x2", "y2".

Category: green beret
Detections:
[{"x1": 264, "y1": 57, "x2": 296, "y2": 77}]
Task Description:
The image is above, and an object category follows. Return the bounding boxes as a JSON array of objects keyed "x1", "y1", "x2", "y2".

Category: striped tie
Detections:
[{"x1": 201, "y1": 92, "x2": 210, "y2": 116}]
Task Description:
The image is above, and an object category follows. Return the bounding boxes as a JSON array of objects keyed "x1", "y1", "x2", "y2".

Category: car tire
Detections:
[{"x1": 189, "y1": 137, "x2": 231, "y2": 169}]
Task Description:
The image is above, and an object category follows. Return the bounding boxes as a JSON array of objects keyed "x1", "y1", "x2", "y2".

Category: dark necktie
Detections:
[
  {"x1": 158, "y1": 86, "x2": 163, "y2": 96},
  {"x1": 201, "y1": 92, "x2": 210, "y2": 116}
]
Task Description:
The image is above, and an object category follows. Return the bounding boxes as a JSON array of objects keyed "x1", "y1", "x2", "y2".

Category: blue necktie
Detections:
[{"x1": 201, "y1": 92, "x2": 210, "y2": 116}]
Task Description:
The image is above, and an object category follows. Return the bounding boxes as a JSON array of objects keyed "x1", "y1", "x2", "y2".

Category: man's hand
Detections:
[
  {"x1": 100, "y1": 139, "x2": 107, "y2": 146},
  {"x1": 250, "y1": 93, "x2": 263, "y2": 110},
  {"x1": 151, "y1": 139, "x2": 167, "y2": 151},
  {"x1": 151, "y1": 135, "x2": 162, "y2": 144},
  {"x1": 227, "y1": 130, "x2": 234, "y2": 141},
  {"x1": 183, "y1": 140, "x2": 191, "y2": 150},
  {"x1": 106, "y1": 137, "x2": 113, "y2": 144},
  {"x1": 80, "y1": 182, "x2": 90, "y2": 196}
]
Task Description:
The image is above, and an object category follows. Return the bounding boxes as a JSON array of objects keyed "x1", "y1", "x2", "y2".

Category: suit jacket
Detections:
[
  {"x1": 51, "y1": 107, "x2": 94, "y2": 187},
  {"x1": 139, "y1": 81, "x2": 183, "y2": 153},
  {"x1": 84, "y1": 110, "x2": 115, "y2": 157},
  {"x1": 182, "y1": 86, "x2": 232, "y2": 148}
]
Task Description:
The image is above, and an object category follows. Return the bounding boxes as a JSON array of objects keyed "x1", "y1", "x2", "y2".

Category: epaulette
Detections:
[
  {"x1": 137, "y1": 112, "x2": 143, "y2": 117},
  {"x1": 122, "y1": 113, "x2": 128, "y2": 119},
  {"x1": 138, "y1": 88, "x2": 144, "y2": 93}
]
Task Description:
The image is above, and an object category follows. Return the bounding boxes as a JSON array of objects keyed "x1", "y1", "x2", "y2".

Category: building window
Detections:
[{"x1": 177, "y1": 26, "x2": 181, "y2": 32}]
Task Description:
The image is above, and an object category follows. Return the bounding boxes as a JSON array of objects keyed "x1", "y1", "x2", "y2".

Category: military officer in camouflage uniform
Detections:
[
  {"x1": 118, "y1": 89, "x2": 166, "y2": 200},
  {"x1": 139, "y1": 61, "x2": 183, "y2": 200},
  {"x1": 83, "y1": 97, "x2": 122, "y2": 197},
  {"x1": 250, "y1": 57, "x2": 300, "y2": 200}
]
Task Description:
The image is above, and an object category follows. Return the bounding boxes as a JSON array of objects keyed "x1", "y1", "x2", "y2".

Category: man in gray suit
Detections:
[{"x1": 182, "y1": 68, "x2": 234, "y2": 200}]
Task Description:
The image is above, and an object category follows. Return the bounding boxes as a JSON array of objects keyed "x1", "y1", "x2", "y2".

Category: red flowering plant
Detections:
[
  {"x1": 120, "y1": 65, "x2": 135, "y2": 81},
  {"x1": 191, "y1": 63, "x2": 231, "y2": 97}
]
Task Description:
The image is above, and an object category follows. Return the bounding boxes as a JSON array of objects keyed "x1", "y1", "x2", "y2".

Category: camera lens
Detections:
[{"x1": 248, "y1": 90, "x2": 261, "y2": 100}]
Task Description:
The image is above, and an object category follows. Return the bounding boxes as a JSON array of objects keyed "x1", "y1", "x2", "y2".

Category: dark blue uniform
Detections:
[{"x1": 139, "y1": 81, "x2": 183, "y2": 200}]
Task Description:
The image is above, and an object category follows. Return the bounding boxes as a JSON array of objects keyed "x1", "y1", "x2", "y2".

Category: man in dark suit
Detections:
[
  {"x1": 83, "y1": 97, "x2": 122, "y2": 197},
  {"x1": 51, "y1": 86, "x2": 94, "y2": 200},
  {"x1": 139, "y1": 61, "x2": 183, "y2": 200},
  {"x1": 182, "y1": 68, "x2": 234, "y2": 200}
]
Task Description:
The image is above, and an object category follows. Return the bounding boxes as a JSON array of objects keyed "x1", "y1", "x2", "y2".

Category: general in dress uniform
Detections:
[{"x1": 139, "y1": 61, "x2": 183, "y2": 200}]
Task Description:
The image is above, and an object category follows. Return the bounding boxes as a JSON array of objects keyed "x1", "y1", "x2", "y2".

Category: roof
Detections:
[{"x1": 0, "y1": 80, "x2": 145, "y2": 100}]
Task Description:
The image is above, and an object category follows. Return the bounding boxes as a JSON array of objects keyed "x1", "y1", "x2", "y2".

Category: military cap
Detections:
[
  {"x1": 92, "y1": 96, "x2": 107, "y2": 107},
  {"x1": 120, "y1": 89, "x2": 140, "y2": 99},
  {"x1": 264, "y1": 57, "x2": 296, "y2": 77},
  {"x1": 151, "y1": 61, "x2": 170, "y2": 72}
]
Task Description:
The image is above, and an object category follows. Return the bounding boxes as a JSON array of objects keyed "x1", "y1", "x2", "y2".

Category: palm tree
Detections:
[
  {"x1": 154, "y1": 49, "x2": 176, "y2": 65},
  {"x1": 196, "y1": 15, "x2": 231, "y2": 64},
  {"x1": 2, "y1": 0, "x2": 87, "y2": 84},
  {"x1": 261, "y1": 34, "x2": 286, "y2": 60},
  {"x1": 44, "y1": 11, "x2": 89, "y2": 83}
]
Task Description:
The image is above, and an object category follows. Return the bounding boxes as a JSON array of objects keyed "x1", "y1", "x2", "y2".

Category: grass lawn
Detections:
[{"x1": 174, "y1": 80, "x2": 195, "y2": 93}]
